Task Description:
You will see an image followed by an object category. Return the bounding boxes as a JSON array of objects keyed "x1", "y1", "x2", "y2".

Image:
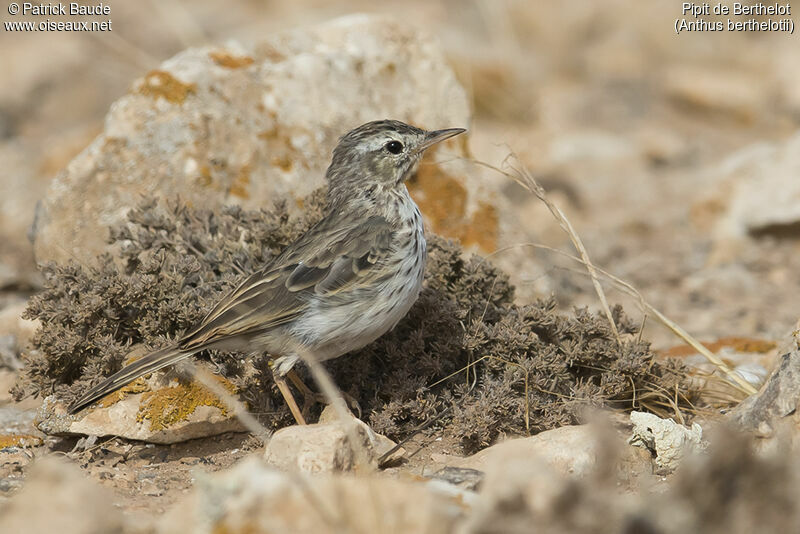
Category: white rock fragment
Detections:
[
  {"x1": 734, "y1": 362, "x2": 769, "y2": 388},
  {"x1": 264, "y1": 406, "x2": 404, "y2": 473},
  {"x1": 628, "y1": 411, "x2": 705, "y2": 473}
]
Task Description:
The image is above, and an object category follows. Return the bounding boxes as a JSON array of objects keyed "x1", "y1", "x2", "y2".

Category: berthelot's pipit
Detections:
[{"x1": 69, "y1": 120, "x2": 466, "y2": 424}]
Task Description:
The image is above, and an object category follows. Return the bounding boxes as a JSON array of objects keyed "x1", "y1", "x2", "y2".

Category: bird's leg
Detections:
[
  {"x1": 344, "y1": 392, "x2": 362, "y2": 420},
  {"x1": 270, "y1": 354, "x2": 307, "y2": 425},
  {"x1": 287, "y1": 369, "x2": 362, "y2": 420},
  {"x1": 286, "y1": 369, "x2": 324, "y2": 420},
  {"x1": 273, "y1": 372, "x2": 307, "y2": 425}
]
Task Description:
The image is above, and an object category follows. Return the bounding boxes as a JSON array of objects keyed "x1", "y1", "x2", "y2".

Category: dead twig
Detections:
[
  {"x1": 472, "y1": 157, "x2": 622, "y2": 346},
  {"x1": 469, "y1": 155, "x2": 758, "y2": 397}
]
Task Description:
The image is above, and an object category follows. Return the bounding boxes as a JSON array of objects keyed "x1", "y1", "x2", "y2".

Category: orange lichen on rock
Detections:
[
  {"x1": 463, "y1": 201, "x2": 499, "y2": 251},
  {"x1": 660, "y1": 337, "x2": 777, "y2": 358},
  {"x1": 228, "y1": 164, "x2": 251, "y2": 199},
  {"x1": 258, "y1": 130, "x2": 296, "y2": 172},
  {"x1": 196, "y1": 164, "x2": 214, "y2": 188},
  {"x1": 209, "y1": 50, "x2": 255, "y2": 69},
  {"x1": 0, "y1": 434, "x2": 43, "y2": 449},
  {"x1": 136, "y1": 376, "x2": 236, "y2": 432},
  {"x1": 408, "y1": 155, "x2": 498, "y2": 252},
  {"x1": 98, "y1": 377, "x2": 150, "y2": 409},
  {"x1": 137, "y1": 70, "x2": 196, "y2": 104},
  {"x1": 270, "y1": 154, "x2": 294, "y2": 172}
]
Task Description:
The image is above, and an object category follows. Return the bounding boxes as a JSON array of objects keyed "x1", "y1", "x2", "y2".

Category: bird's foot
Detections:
[
  {"x1": 286, "y1": 369, "x2": 362, "y2": 421},
  {"x1": 339, "y1": 391, "x2": 362, "y2": 420}
]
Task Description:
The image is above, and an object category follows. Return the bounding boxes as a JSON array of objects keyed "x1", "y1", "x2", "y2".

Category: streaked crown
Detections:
[{"x1": 325, "y1": 119, "x2": 465, "y2": 204}]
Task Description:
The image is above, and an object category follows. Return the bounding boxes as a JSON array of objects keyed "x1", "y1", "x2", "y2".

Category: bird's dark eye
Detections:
[{"x1": 384, "y1": 140, "x2": 404, "y2": 154}]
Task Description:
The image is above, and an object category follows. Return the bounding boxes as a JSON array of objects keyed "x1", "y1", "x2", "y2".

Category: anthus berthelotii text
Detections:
[{"x1": 69, "y1": 120, "x2": 466, "y2": 424}]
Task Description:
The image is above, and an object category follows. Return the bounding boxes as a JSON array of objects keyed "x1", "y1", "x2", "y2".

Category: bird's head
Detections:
[{"x1": 326, "y1": 119, "x2": 465, "y2": 203}]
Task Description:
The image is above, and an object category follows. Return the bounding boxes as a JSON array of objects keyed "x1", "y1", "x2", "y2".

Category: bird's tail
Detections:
[{"x1": 68, "y1": 345, "x2": 199, "y2": 414}]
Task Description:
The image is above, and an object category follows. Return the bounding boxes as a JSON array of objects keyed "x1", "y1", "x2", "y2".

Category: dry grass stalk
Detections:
[
  {"x1": 499, "y1": 247, "x2": 755, "y2": 409},
  {"x1": 474, "y1": 157, "x2": 622, "y2": 344},
  {"x1": 541, "y1": 257, "x2": 757, "y2": 398},
  {"x1": 471, "y1": 155, "x2": 758, "y2": 397}
]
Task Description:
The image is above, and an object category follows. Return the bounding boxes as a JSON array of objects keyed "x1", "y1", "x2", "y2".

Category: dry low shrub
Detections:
[{"x1": 15, "y1": 193, "x2": 693, "y2": 452}]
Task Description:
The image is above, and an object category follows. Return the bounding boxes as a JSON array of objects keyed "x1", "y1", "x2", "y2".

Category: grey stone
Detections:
[
  {"x1": 32, "y1": 14, "x2": 470, "y2": 266},
  {"x1": 264, "y1": 408, "x2": 404, "y2": 473},
  {"x1": 730, "y1": 350, "x2": 800, "y2": 437}
]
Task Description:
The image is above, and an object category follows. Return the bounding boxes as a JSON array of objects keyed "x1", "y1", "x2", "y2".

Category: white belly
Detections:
[{"x1": 290, "y1": 208, "x2": 426, "y2": 361}]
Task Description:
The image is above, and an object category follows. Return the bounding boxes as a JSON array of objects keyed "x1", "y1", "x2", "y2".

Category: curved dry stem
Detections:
[
  {"x1": 471, "y1": 156, "x2": 622, "y2": 346},
  {"x1": 470, "y1": 235, "x2": 758, "y2": 397}
]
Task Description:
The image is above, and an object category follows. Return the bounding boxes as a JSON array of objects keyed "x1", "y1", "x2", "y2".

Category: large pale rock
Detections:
[
  {"x1": 264, "y1": 407, "x2": 404, "y2": 473},
  {"x1": 33, "y1": 14, "x2": 472, "y2": 265},
  {"x1": 461, "y1": 424, "x2": 650, "y2": 534},
  {"x1": 463, "y1": 449, "x2": 572, "y2": 532},
  {"x1": 158, "y1": 456, "x2": 463, "y2": 534},
  {"x1": 449, "y1": 425, "x2": 600, "y2": 477},
  {"x1": 35, "y1": 374, "x2": 246, "y2": 444},
  {"x1": 0, "y1": 457, "x2": 123, "y2": 534},
  {"x1": 0, "y1": 142, "x2": 47, "y2": 289},
  {"x1": 0, "y1": 28, "x2": 95, "y2": 288}
]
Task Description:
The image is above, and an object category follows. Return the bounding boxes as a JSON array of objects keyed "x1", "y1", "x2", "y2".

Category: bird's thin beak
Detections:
[{"x1": 413, "y1": 127, "x2": 466, "y2": 155}]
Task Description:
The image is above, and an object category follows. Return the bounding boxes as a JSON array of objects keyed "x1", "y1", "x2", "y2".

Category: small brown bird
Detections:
[{"x1": 69, "y1": 120, "x2": 465, "y2": 424}]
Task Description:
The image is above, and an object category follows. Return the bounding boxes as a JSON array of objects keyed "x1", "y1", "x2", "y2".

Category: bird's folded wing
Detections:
[{"x1": 179, "y1": 215, "x2": 394, "y2": 348}]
